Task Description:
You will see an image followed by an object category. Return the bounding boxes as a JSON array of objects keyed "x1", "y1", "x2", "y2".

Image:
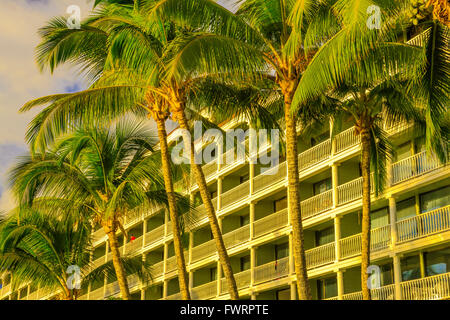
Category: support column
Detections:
[
  {"x1": 334, "y1": 216, "x2": 341, "y2": 262},
  {"x1": 393, "y1": 255, "x2": 403, "y2": 300},
  {"x1": 290, "y1": 282, "x2": 297, "y2": 300},
  {"x1": 388, "y1": 197, "x2": 398, "y2": 245},
  {"x1": 217, "y1": 261, "x2": 222, "y2": 297},
  {"x1": 162, "y1": 280, "x2": 168, "y2": 299},
  {"x1": 217, "y1": 177, "x2": 223, "y2": 211},
  {"x1": 331, "y1": 163, "x2": 339, "y2": 208},
  {"x1": 250, "y1": 247, "x2": 256, "y2": 288},
  {"x1": 330, "y1": 117, "x2": 336, "y2": 157},
  {"x1": 337, "y1": 270, "x2": 344, "y2": 300},
  {"x1": 249, "y1": 159, "x2": 255, "y2": 195},
  {"x1": 289, "y1": 233, "x2": 295, "y2": 275},
  {"x1": 250, "y1": 202, "x2": 255, "y2": 240},
  {"x1": 419, "y1": 252, "x2": 426, "y2": 278},
  {"x1": 141, "y1": 253, "x2": 146, "y2": 300}
]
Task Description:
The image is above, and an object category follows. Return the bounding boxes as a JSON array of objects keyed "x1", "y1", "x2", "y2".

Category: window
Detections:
[
  {"x1": 315, "y1": 226, "x2": 334, "y2": 246},
  {"x1": 273, "y1": 196, "x2": 287, "y2": 212},
  {"x1": 401, "y1": 255, "x2": 421, "y2": 281},
  {"x1": 396, "y1": 197, "x2": 416, "y2": 221},
  {"x1": 240, "y1": 215, "x2": 250, "y2": 226},
  {"x1": 380, "y1": 263, "x2": 393, "y2": 286},
  {"x1": 313, "y1": 178, "x2": 332, "y2": 196},
  {"x1": 240, "y1": 255, "x2": 251, "y2": 271},
  {"x1": 275, "y1": 243, "x2": 289, "y2": 260},
  {"x1": 425, "y1": 248, "x2": 450, "y2": 276},
  {"x1": 420, "y1": 186, "x2": 450, "y2": 213},
  {"x1": 371, "y1": 207, "x2": 389, "y2": 229},
  {"x1": 240, "y1": 173, "x2": 249, "y2": 183},
  {"x1": 317, "y1": 277, "x2": 337, "y2": 300}
]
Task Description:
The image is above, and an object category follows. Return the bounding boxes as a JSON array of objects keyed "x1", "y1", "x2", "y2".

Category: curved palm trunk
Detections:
[
  {"x1": 105, "y1": 229, "x2": 131, "y2": 300},
  {"x1": 155, "y1": 116, "x2": 191, "y2": 300},
  {"x1": 360, "y1": 127, "x2": 372, "y2": 300},
  {"x1": 284, "y1": 99, "x2": 312, "y2": 300},
  {"x1": 176, "y1": 109, "x2": 239, "y2": 300}
]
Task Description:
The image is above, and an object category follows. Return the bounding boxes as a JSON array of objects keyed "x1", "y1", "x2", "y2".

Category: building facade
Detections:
[{"x1": 1, "y1": 117, "x2": 449, "y2": 300}]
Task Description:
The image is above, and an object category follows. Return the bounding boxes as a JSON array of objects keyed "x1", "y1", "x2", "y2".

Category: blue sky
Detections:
[{"x1": 0, "y1": 0, "x2": 94, "y2": 210}]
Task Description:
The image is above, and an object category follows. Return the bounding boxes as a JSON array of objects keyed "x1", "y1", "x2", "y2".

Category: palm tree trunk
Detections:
[
  {"x1": 105, "y1": 229, "x2": 131, "y2": 300},
  {"x1": 360, "y1": 126, "x2": 372, "y2": 300},
  {"x1": 176, "y1": 109, "x2": 239, "y2": 300},
  {"x1": 284, "y1": 98, "x2": 312, "y2": 300},
  {"x1": 155, "y1": 116, "x2": 191, "y2": 300}
]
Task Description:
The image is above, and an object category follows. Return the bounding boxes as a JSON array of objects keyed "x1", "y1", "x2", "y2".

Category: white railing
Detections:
[
  {"x1": 191, "y1": 281, "x2": 217, "y2": 300},
  {"x1": 104, "y1": 281, "x2": 120, "y2": 298},
  {"x1": 396, "y1": 205, "x2": 450, "y2": 243},
  {"x1": 254, "y1": 256, "x2": 289, "y2": 285},
  {"x1": 337, "y1": 174, "x2": 375, "y2": 205},
  {"x1": 191, "y1": 239, "x2": 216, "y2": 263},
  {"x1": 401, "y1": 272, "x2": 450, "y2": 300},
  {"x1": 298, "y1": 139, "x2": 331, "y2": 171},
  {"x1": 220, "y1": 148, "x2": 246, "y2": 172},
  {"x1": 335, "y1": 127, "x2": 360, "y2": 153},
  {"x1": 191, "y1": 160, "x2": 218, "y2": 185},
  {"x1": 144, "y1": 224, "x2": 165, "y2": 246},
  {"x1": 164, "y1": 292, "x2": 182, "y2": 300},
  {"x1": 220, "y1": 269, "x2": 251, "y2": 295},
  {"x1": 305, "y1": 242, "x2": 335, "y2": 269},
  {"x1": 253, "y1": 161, "x2": 287, "y2": 194},
  {"x1": 223, "y1": 225, "x2": 250, "y2": 249},
  {"x1": 151, "y1": 261, "x2": 164, "y2": 277},
  {"x1": 92, "y1": 228, "x2": 104, "y2": 242},
  {"x1": 221, "y1": 180, "x2": 250, "y2": 209},
  {"x1": 166, "y1": 251, "x2": 189, "y2": 273},
  {"x1": 300, "y1": 190, "x2": 333, "y2": 219},
  {"x1": 125, "y1": 236, "x2": 143, "y2": 254},
  {"x1": 340, "y1": 284, "x2": 396, "y2": 300},
  {"x1": 339, "y1": 225, "x2": 391, "y2": 259},
  {"x1": 392, "y1": 151, "x2": 445, "y2": 184},
  {"x1": 91, "y1": 256, "x2": 106, "y2": 269},
  {"x1": 253, "y1": 208, "x2": 289, "y2": 238},
  {"x1": 89, "y1": 287, "x2": 104, "y2": 300},
  {"x1": 383, "y1": 118, "x2": 413, "y2": 136}
]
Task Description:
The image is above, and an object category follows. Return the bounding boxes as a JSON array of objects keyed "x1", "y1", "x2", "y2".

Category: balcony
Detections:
[
  {"x1": 253, "y1": 161, "x2": 287, "y2": 194},
  {"x1": 305, "y1": 242, "x2": 335, "y2": 269},
  {"x1": 253, "y1": 208, "x2": 289, "y2": 238},
  {"x1": 144, "y1": 225, "x2": 165, "y2": 247},
  {"x1": 337, "y1": 175, "x2": 374, "y2": 205},
  {"x1": 166, "y1": 251, "x2": 188, "y2": 274},
  {"x1": 338, "y1": 284, "x2": 395, "y2": 300},
  {"x1": 335, "y1": 127, "x2": 360, "y2": 153},
  {"x1": 339, "y1": 225, "x2": 391, "y2": 259},
  {"x1": 396, "y1": 205, "x2": 450, "y2": 243},
  {"x1": 220, "y1": 269, "x2": 251, "y2": 295},
  {"x1": 300, "y1": 190, "x2": 333, "y2": 219},
  {"x1": 125, "y1": 236, "x2": 143, "y2": 254},
  {"x1": 221, "y1": 180, "x2": 250, "y2": 209},
  {"x1": 401, "y1": 272, "x2": 450, "y2": 300},
  {"x1": 191, "y1": 281, "x2": 217, "y2": 300},
  {"x1": 89, "y1": 287, "x2": 104, "y2": 300},
  {"x1": 254, "y1": 256, "x2": 289, "y2": 285},
  {"x1": 164, "y1": 292, "x2": 181, "y2": 300},
  {"x1": 392, "y1": 151, "x2": 446, "y2": 185},
  {"x1": 298, "y1": 139, "x2": 331, "y2": 171},
  {"x1": 223, "y1": 224, "x2": 250, "y2": 249}
]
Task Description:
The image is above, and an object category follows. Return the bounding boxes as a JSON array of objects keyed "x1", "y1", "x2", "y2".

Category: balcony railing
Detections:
[
  {"x1": 89, "y1": 287, "x2": 104, "y2": 300},
  {"x1": 340, "y1": 284, "x2": 395, "y2": 300},
  {"x1": 298, "y1": 139, "x2": 331, "y2": 171},
  {"x1": 300, "y1": 190, "x2": 333, "y2": 219},
  {"x1": 144, "y1": 224, "x2": 165, "y2": 246},
  {"x1": 166, "y1": 252, "x2": 188, "y2": 273},
  {"x1": 337, "y1": 174, "x2": 375, "y2": 206},
  {"x1": 220, "y1": 269, "x2": 251, "y2": 295},
  {"x1": 191, "y1": 160, "x2": 218, "y2": 185},
  {"x1": 392, "y1": 151, "x2": 445, "y2": 184},
  {"x1": 220, "y1": 148, "x2": 246, "y2": 172},
  {"x1": 223, "y1": 224, "x2": 250, "y2": 249},
  {"x1": 125, "y1": 236, "x2": 143, "y2": 254},
  {"x1": 191, "y1": 281, "x2": 217, "y2": 300},
  {"x1": 335, "y1": 127, "x2": 360, "y2": 153},
  {"x1": 254, "y1": 208, "x2": 289, "y2": 238},
  {"x1": 254, "y1": 256, "x2": 289, "y2": 285},
  {"x1": 339, "y1": 225, "x2": 391, "y2": 259},
  {"x1": 191, "y1": 239, "x2": 216, "y2": 263},
  {"x1": 221, "y1": 180, "x2": 250, "y2": 209},
  {"x1": 164, "y1": 292, "x2": 181, "y2": 300},
  {"x1": 91, "y1": 256, "x2": 105, "y2": 269},
  {"x1": 92, "y1": 228, "x2": 104, "y2": 242},
  {"x1": 104, "y1": 281, "x2": 120, "y2": 298},
  {"x1": 396, "y1": 205, "x2": 450, "y2": 243},
  {"x1": 253, "y1": 161, "x2": 287, "y2": 194},
  {"x1": 151, "y1": 261, "x2": 164, "y2": 277},
  {"x1": 305, "y1": 242, "x2": 335, "y2": 269},
  {"x1": 401, "y1": 272, "x2": 450, "y2": 300}
]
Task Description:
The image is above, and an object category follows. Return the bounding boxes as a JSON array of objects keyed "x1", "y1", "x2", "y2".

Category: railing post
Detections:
[
  {"x1": 250, "y1": 202, "x2": 255, "y2": 240},
  {"x1": 388, "y1": 196, "x2": 398, "y2": 246},
  {"x1": 337, "y1": 270, "x2": 344, "y2": 300},
  {"x1": 217, "y1": 176, "x2": 222, "y2": 211},
  {"x1": 334, "y1": 216, "x2": 341, "y2": 262},
  {"x1": 331, "y1": 163, "x2": 339, "y2": 208},
  {"x1": 393, "y1": 255, "x2": 403, "y2": 300},
  {"x1": 250, "y1": 246, "x2": 256, "y2": 288}
]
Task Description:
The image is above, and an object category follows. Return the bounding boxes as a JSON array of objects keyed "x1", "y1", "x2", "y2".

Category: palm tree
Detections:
[
  {"x1": 0, "y1": 207, "x2": 152, "y2": 300},
  {"x1": 141, "y1": 0, "x2": 353, "y2": 299},
  {"x1": 9, "y1": 120, "x2": 180, "y2": 300},
  {"x1": 289, "y1": 1, "x2": 449, "y2": 299}
]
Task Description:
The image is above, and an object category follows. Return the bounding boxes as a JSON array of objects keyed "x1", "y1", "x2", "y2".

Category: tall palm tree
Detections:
[
  {"x1": 9, "y1": 120, "x2": 180, "y2": 300},
  {"x1": 142, "y1": 0, "x2": 351, "y2": 299},
  {"x1": 0, "y1": 207, "x2": 152, "y2": 300},
  {"x1": 289, "y1": 1, "x2": 449, "y2": 299}
]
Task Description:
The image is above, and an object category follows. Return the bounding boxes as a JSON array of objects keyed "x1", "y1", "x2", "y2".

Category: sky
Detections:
[
  {"x1": 0, "y1": 0, "x2": 96, "y2": 210},
  {"x1": 0, "y1": 0, "x2": 236, "y2": 212}
]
